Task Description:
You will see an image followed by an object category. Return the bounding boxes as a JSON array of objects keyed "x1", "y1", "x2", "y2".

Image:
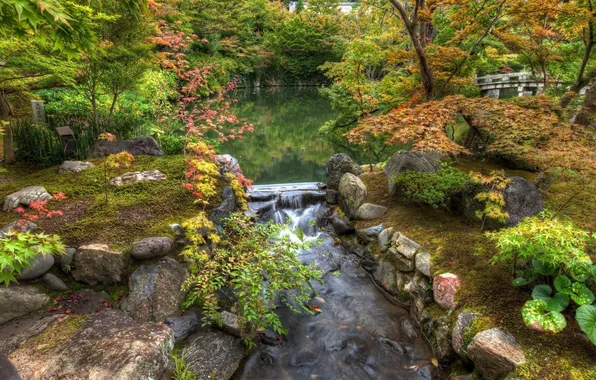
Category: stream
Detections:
[{"x1": 234, "y1": 186, "x2": 437, "y2": 380}]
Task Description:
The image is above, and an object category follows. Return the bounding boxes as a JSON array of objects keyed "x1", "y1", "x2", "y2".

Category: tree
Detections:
[{"x1": 309, "y1": 0, "x2": 340, "y2": 14}]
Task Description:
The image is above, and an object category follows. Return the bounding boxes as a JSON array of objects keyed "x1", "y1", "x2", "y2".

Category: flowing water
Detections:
[
  {"x1": 234, "y1": 189, "x2": 437, "y2": 380},
  {"x1": 219, "y1": 87, "x2": 338, "y2": 185}
]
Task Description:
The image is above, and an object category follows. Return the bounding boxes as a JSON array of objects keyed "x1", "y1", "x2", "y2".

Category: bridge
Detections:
[
  {"x1": 288, "y1": 2, "x2": 358, "y2": 13},
  {"x1": 475, "y1": 72, "x2": 557, "y2": 99}
]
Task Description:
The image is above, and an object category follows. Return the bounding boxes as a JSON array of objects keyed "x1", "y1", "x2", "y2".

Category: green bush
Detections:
[
  {"x1": 487, "y1": 214, "x2": 596, "y2": 340},
  {"x1": 391, "y1": 163, "x2": 470, "y2": 208}
]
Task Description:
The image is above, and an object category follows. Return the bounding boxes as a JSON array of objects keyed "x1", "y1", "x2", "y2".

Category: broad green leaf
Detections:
[
  {"x1": 554, "y1": 275, "x2": 572, "y2": 294},
  {"x1": 532, "y1": 284, "x2": 553, "y2": 301},
  {"x1": 571, "y1": 283, "x2": 596, "y2": 306},
  {"x1": 546, "y1": 292, "x2": 569, "y2": 312},
  {"x1": 570, "y1": 261, "x2": 592, "y2": 282},
  {"x1": 521, "y1": 299, "x2": 567, "y2": 333},
  {"x1": 591, "y1": 266, "x2": 596, "y2": 279},
  {"x1": 576, "y1": 305, "x2": 596, "y2": 345},
  {"x1": 513, "y1": 277, "x2": 530, "y2": 287},
  {"x1": 532, "y1": 259, "x2": 556, "y2": 276}
]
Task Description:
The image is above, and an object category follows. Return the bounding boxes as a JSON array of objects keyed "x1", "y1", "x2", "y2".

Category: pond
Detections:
[{"x1": 219, "y1": 87, "x2": 338, "y2": 185}]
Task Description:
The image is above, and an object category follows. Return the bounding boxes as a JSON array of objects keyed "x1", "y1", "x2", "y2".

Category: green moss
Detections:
[
  {"x1": 23, "y1": 315, "x2": 89, "y2": 354},
  {"x1": 462, "y1": 316, "x2": 495, "y2": 349}
]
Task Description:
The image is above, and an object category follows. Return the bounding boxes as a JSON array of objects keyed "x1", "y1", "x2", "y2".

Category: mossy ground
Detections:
[
  {"x1": 0, "y1": 155, "x2": 204, "y2": 249},
  {"x1": 356, "y1": 170, "x2": 596, "y2": 380}
]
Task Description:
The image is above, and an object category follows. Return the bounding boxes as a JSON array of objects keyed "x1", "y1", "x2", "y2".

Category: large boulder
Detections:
[
  {"x1": 0, "y1": 221, "x2": 37, "y2": 238},
  {"x1": 34, "y1": 310, "x2": 174, "y2": 380},
  {"x1": 467, "y1": 328, "x2": 526, "y2": 379},
  {"x1": 215, "y1": 154, "x2": 243, "y2": 176},
  {"x1": 3, "y1": 186, "x2": 52, "y2": 211},
  {"x1": 433, "y1": 273, "x2": 461, "y2": 311},
  {"x1": 16, "y1": 253, "x2": 54, "y2": 281},
  {"x1": 209, "y1": 186, "x2": 237, "y2": 225},
  {"x1": 121, "y1": 257, "x2": 188, "y2": 323},
  {"x1": 58, "y1": 160, "x2": 94, "y2": 174},
  {"x1": 354, "y1": 203, "x2": 388, "y2": 220},
  {"x1": 0, "y1": 354, "x2": 20, "y2": 380},
  {"x1": 0, "y1": 285, "x2": 49, "y2": 324},
  {"x1": 338, "y1": 173, "x2": 367, "y2": 219},
  {"x1": 373, "y1": 259, "x2": 397, "y2": 294},
  {"x1": 181, "y1": 327, "x2": 246, "y2": 380},
  {"x1": 109, "y1": 169, "x2": 167, "y2": 186},
  {"x1": 89, "y1": 136, "x2": 164, "y2": 158},
  {"x1": 325, "y1": 153, "x2": 363, "y2": 190},
  {"x1": 72, "y1": 244, "x2": 125, "y2": 285},
  {"x1": 384, "y1": 151, "x2": 441, "y2": 197},
  {"x1": 131, "y1": 237, "x2": 174, "y2": 260}
]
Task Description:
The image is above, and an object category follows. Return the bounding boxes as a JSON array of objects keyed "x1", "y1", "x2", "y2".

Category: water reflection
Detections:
[{"x1": 220, "y1": 87, "x2": 338, "y2": 184}]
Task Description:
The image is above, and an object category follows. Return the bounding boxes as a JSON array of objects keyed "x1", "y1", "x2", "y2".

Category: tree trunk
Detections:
[
  {"x1": 0, "y1": 91, "x2": 15, "y2": 164},
  {"x1": 574, "y1": 85, "x2": 596, "y2": 126}
]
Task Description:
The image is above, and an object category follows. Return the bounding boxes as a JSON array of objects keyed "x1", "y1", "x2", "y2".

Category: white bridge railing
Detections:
[{"x1": 288, "y1": 2, "x2": 358, "y2": 13}]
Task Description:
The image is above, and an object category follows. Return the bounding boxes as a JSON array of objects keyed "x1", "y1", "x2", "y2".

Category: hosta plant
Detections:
[{"x1": 576, "y1": 305, "x2": 596, "y2": 345}]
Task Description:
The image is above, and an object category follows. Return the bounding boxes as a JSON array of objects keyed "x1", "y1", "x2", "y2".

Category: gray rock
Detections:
[
  {"x1": 60, "y1": 247, "x2": 76, "y2": 266},
  {"x1": 16, "y1": 252, "x2": 54, "y2": 281},
  {"x1": 37, "y1": 309, "x2": 174, "y2": 380},
  {"x1": 384, "y1": 151, "x2": 441, "y2": 197},
  {"x1": 434, "y1": 316, "x2": 456, "y2": 362},
  {"x1": 0, "y1": 314, "x2": 63, "y2": 355},
  {"x1": 3, "y1": 186, "x2": 52, "y2": 211},
  {"x1": 325, "y1": 190, "x2": 338, "y2": 205},
  {"x1": 41, "y1": 273, "x2": 68, "y2": 291},
  {"x1": 415, "y1": 249, "x2": 433, "y2": 278},
  {"x1": 215, "y1": 154, "x2": 243, "y2": 176},
  {"x1": 400, "y1": 318, "x2": 418, "y2": 339},
  {"x1": 72, "y1": 244, "x2": 125, "y2": 285},
  {"x1": 373, "y1": 259, "x2": 396, "y2": 294},
  {"x1": 404, "y1": 272, "x2": 433, "y2": 309},
  {"x1": 325, "y1": 153, "x2": 363, "y2": 190},
  {"x1": 182, "y1": 327, "x2": 246, "y2": 380},
  {"x1": 0, "y1": 221, "x2": 37, "y2": 238},
  {"x1": 0, "y1": 285, "x2": 49, "y2": 324},
  {"x1": 218, "y1": 311, "x2": 242, "y2": 338},
  {"x1": 89, "y1": 136, "x2": 164, "y2": 158},
  {"x1": 331, "y1": 215, "x2": 354, "y2": 236},
  {"x1": 58, "y1": 160, "x2": 95, "y2": 174},
  {"x1": 395, "y1": 271, "x2": 414, "y2": 296},
  {"x1": 338, "y1": 173, "x2": 367, "y2": 219},
  {"x1": 392, "y1": 233, "x2": 421, "y2": 259},
  {"x1": 0, "y1": 353, "x2": 20, "y2": 380},
  {"x1": 131, "y1": 237, "x2": 174, "y2": 260},
  {"x1": 452, "y1": 311, "x2": 478, "y2": 362},
  {"x1": 354, "y1": 203, "x2": 388, "y2": 220},
  {"x1": 165, "y1": 311, "x2": 200, "y2": 344},
  {"x1": 386, "y1": 247, "x2": 415, "y2": 272},
  {"x1": 467, "y1": 328, "x2": 526, "y2": 380},
  {"x1": 501, "y1": 177, "x2": 543, "y2": 227},
  {"x1": 121, "y1": 257, "x2": 188, "y2": 322},
  {"x1": 377, "y1": 228, "x2": 394, "y2": 251},
  {"x1": 209, "y1": 186, "x2": 236, "y2": 225},
  {"x1": 356, "y1": 224, "x2": 383, "y2": 244},
  {"x1": 109, "y1": 169, "x2": 167, "y2": 186}
]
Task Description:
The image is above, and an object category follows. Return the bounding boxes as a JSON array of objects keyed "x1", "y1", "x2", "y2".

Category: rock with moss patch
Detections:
[
  {"x1": 356, "y1": 224, "x2": 383, "y2": 244},
  {"x1": 391, "y1": 233, "x2": 421, "y2": 259},
  {"x1": 58, "y1": 161, "x2": 95, "y2": 174},
  {"x1": 3, "y1": 186, "x2": 52, "y2": 211},
  {"x1": 16, "y1": 253, "x2": 54, "y2": 281},
  {"x1": 89, "y1": 136, "x2": 164, "y2": 157},
  {"x1": 354, "y1": 203, "x2": 388, "y2": 220},
  {"x1": 131, "y1": 237, "x2": 174, "y2": 260},
  {"x1": 373, "y1": 259, "x2": 397, "y2": 294},
  {"x1": 415, "y1": 249, "x2": 433, "y2": 278},
  {"x1": 386, "y1": 247, "x2": 415, "y2": 272},
  {"x1": 215, "y1": 154, "x2": 243, "y2": 176},
  {"x1": 181, "y1": 327, "x2": 246, "y2": 380},
  {"x1": 384, "y1": 151, "x2": 441, "y2": 197},
  {"x1": 72, "y1": 244, "x2": 125, "y2": 285},
  {"x1": 377, "y1": 228, "x2": 394, "y2": 252},
  {"x1": 338, "y1": 173, "x2": 367, "y2": 219},
  {"x1": 209, "y1": 186, "x2": 237, "y2": 225},
  {"x1": 0, "y1": 285, "x2": 49, "y2": 325},
  {"x1": 325, "y1": 153, "x2": 363, "y2": 190},
  {"x1": 109, "y1": 169, "x2": 167, "y2": 187},
  {"x1": 451, "y1": 311, "x2": 478, "y2": 362},
  {"x1": 35, "y1": 309, "x2": 173, "y2": 379},
  {"x1": 121, "y1": 257, "x2": 188, "y2": 322},
  {"x1": 467, "y1": 328, "x2": 526, "y2": 380}
]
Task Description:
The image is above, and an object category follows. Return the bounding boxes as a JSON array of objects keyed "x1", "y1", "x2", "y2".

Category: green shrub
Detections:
[
  {"x1": 391, "y1": 163, "x2": 470, "y2": 208},
  {"x1": 487, "y1": 214, "x2": 596, "y2": 341},
  {"x1": 181, "y1": 212, "x2": 323, "y2": 348}
]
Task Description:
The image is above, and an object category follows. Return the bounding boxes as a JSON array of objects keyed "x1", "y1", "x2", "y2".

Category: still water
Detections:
[{"x1": 220, "y1": 87, "x2": 338, "y2": 185}]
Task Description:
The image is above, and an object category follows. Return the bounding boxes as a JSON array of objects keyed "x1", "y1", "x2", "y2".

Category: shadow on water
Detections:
[
  {"x1": 219, "y1": 87, "x2": 338, "y2": 185},
  {"x1": 234, "y1": 189, "x2": 437, "y2": 380}
]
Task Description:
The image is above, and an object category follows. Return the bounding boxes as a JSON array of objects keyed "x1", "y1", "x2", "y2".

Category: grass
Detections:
[
  {"x1": 355, "y1": 171, "x2": 596, "y2": 380},
  {"x1": 0, "y1": 155, "x2": 204, "y2": 249}
]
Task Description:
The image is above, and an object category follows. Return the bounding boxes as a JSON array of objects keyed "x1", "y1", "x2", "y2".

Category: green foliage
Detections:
[
  {"x1": 0, "y1": 230, "x2": 65, "y2": 285},
  {"x1": 182, "y1": 212, "x2": 323, "y2": 347},
  {"x1": 576, "y1": 305, "x2": 596, "y2": 345},
  {"x1": 521, "y1": 299, "x2": 567, "y2": 333},
  {"x1": 171, "y1": 349, "x2": 195, "y2": 380},
  {"x1": 391, "y1": 163, "x2": 470, "y2": 208}
]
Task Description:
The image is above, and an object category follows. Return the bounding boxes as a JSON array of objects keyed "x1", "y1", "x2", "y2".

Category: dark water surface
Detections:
[{"x1": 220, "y1": 87, "x2": 337, "y2": 185}]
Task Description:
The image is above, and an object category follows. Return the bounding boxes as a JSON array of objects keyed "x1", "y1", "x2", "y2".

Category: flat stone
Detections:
[
  {"x1": 373, "y1": 259, "x2": 396, "y2": 294},
  {"x1": 72, "y1": 244, "x2": 125, "y2": 285},
  {"x1": 0, "y1": 285, "x2": 49, "y2": 325},
  {"x1": 387, "y1": 247, "x2": 415, "y2": 272},
  {"x1": 121, "y1": 257, "x2": 188, "y2": 322},
  {"x1": 392, "y1": 233, "x2": 421, "y2": 259},
  {"x1": 58, "y1": 161, "x2": 95, "y2": 174},
  {"x1": 433, "y1": 273, "x2": 461, "y2": 311},
  {"x1": 377, "y1": 228, "x2": 394, "y2": 252},
  {"x1": 467, "y1": 328, "x2": 526, "y2": 380},
  {"x1": 164, "y1": 310, "x2": 201, "y2": 344},
  {"x1": 452, "y1": 311, "x2": 478, "y2": 362},
  {"x1": 109, "y1": 169, "x2": 167, "y2": 186},
  {"x1": 338, "y1": 173, "x2": 367, "y2": 219},
  {"x1": 131, "y1": 237, "x2": 174, "y2": 260},
  {"x1": 356, "y1": 224, "x2": 383, "y2": 244},
  {"x1": 3, "y1": 186, "x2": 52, "y2": 211},
  {"x1": 415, "y1": 249, "x2": 433, "y2": 278},
  {"x1": 16, "y1": 253, "x2": 54, "y2": 281},
  {"x1": 354, "y1": 203, "x2": 388, "y2": 220},
  {"x1": 182, "y1": 327, "x2": 246, "y2": 380},
  {"x1": 41, "y1": 273, "x2": 67, "y2": 291}
]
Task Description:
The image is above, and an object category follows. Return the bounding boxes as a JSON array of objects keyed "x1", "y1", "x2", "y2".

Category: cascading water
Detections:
[{"x1": 235, "y1": 186, "x2": 437, "y2": 380}]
